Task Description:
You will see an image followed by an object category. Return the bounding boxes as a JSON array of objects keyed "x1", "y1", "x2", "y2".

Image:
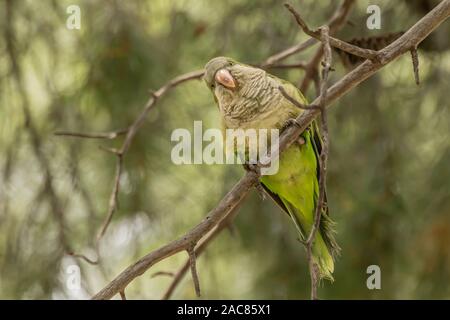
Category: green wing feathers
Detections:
[{"x1": 260, "y1": 82, "x2": 339, "y2": 281}]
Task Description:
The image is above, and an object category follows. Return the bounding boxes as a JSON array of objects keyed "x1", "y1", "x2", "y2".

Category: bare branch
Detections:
[
  {"x1": 307, "y1": 25, "x2": 331, "y2": 300},
  {"x1": 97, "y1": 156, "x2": 123, "y2": 242},
  {"x1": 263, "y1": 39, "x2": 317, "y2": 67},
  {"x1": 296, "y1": 0, "x2": 355, "y2": 92},
  {"x1": 266, "y1": 62, "x2": 308, "y2": 70},
  {"x1": 284, "y1": 3, "x2": 379, "y2": 61},
  {"x1": 92, "y1": 170, "x2": 258, "y2": 299},
  {"x1": 91, "y1": 70, "x2": 204, "y2": 244},
  {"x1": 161, "y1": 205, "x2": 242, "y2": 300},
  {"x1": 410, "y1": 47, "x2": 420, "y2": 85},
  {"x1": 92, "y1": 0, "x2": 450, "y2": 300},
  {"x1": 262, "y1": 0, "x2": 355, "y2": 67},
  {"x1": 151, "y1": 271, "x2": 175, "y2": 278}
]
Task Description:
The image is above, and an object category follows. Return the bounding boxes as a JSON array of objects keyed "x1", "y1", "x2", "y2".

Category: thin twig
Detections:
[
  {"x1": 296, "y1": 0, "x2": 355, "y2": 92},
  {"x1": 188, "y1": 245, "x2": 201, "y2": 297},
  {"x1": 267, "y1": 62, "x2": 308, "y2": 70},
  {"x1": 410, "y1": 46, "x2": 420, "y2": 85},
  {"x1": 262, "y1": 0, "x2": 355, "y2": 68},
  {"x1": 284, "y1": 3, "x2": 379, "y2": 62},
  {"x1": 151, "y1": 271, "x2": 175, "y2": 278},
  {"x1": 119, "y1": 290, "x2": 126, "y2": 300},
  {"x1": 54, "y1": 128, "x2": 129, "y2": 140},
  {"x1": 161, "y1": 205, "x2": 242, "y2": 300}
]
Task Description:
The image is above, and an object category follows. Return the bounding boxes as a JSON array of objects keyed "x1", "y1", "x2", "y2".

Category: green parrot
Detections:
[{"x1": 204, "y1": 57, "x2": 340, "y2": 281}]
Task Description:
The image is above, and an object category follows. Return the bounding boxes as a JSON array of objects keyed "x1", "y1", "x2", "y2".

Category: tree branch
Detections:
[
  {"x1": 294, "y1": 0, "x2": 355, "y2": 92},
  {"x1": 159, "y1": 0, "x2": 355, "y2": 299},
  {"x1": 262, "y1": 0, "x2": 355, "y2": 67},
  {"x1": 410, "y1": 47, "x2": 420, "y2": 85},
  {"x1": 92, "y1": 0, "x2": 450, "y2": 299},
  {"x1": 56, "y1": 70, "x2": 205, "y2": 255},
  {"x1": 161, "y1": 204, "x2": 242, "y2": 300}
]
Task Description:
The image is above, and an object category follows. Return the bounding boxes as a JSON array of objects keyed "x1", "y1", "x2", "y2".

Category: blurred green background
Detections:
[{"x1": 0, "y1": 0, "x2": 449, "y2": 299}]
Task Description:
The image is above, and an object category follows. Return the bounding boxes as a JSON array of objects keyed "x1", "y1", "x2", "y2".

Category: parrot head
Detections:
[
  {"x1": 204, "y1": 56, "x2": 237, "y2": 91},
  {"x1": 204, "y1": 57, "x2": 271, "y2": 123}
]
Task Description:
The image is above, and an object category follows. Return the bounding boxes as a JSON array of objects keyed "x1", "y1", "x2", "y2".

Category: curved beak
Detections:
[{"x1": 215, "y1": 69, "x2": 236, "y2": 89}]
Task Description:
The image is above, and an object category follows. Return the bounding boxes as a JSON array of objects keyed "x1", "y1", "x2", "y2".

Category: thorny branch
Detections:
[
  {"x1": 296, "y1": 0, "x2": 355, "y2": 93},
  {"x1": 57, "y1": 0, "x2": 450, "y2": 300}
]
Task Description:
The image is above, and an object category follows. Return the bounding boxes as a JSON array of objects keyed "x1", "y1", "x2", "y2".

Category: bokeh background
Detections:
[{"x1": 0, "y1": 0, "x2": 449, "y2": 299}]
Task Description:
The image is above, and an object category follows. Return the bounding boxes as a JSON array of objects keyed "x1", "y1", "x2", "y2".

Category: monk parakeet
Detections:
[{"x1": 204, "y1": 57, "x2": 340, "y2": 281}]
